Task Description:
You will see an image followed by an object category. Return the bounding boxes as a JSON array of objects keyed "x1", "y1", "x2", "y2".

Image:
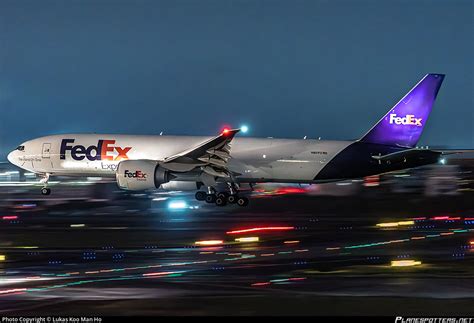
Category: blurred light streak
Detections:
[
  {"x1": 398, "y1": 221, "x2": 414, "y2": 226},
  {"x1": 326, "y1": 247, "x2": 341, "y2": 250},
  {"x1": 284, "y1": 240, "x2": 300, "y2": 244},
  {"x1": 376, "y1": 222, "x2": 398, "y2": 228},
  {"x1": 143, "y1": 271, "x2": 181, "y2": 277},
  {"x1": 251, "y1": 282, "x2": 270, "y2": 287},
  {"x1": 0, "y1": 288, "x2": 27, "y2": 295},
  {"x1": 391, "y1": 260, "x2": 422, "y2": 267},
  {"x1": 195, "y1": 240, "x2": 224, "y2": 246},
  {"x1": 227, "y1": 226, "x2": 294, "y2": 234},
  {"x1": 70, "y1": 224, "x2": 85, "y2": 228},
  {"x1": 260, "y1": 253, "x2": 274, "y2": 257},
  {"x1": 235, "y1": 237, "x2": 259, "y2": 243},
  {"x1": 0, "y1": 255, "x2": 5, "y2": 261},
  {"x1": 295, "y1": 249, "x2": 309, "y2": 252},
  {"x1": 432, "y1": 216, "x2": 460, "y2": 221},
  {"x1": 2, "y1": 215, "x2": 18, "y2": 220},
  {"x1": 376, "y1": 220, "x2": 414, "y2": 228}
]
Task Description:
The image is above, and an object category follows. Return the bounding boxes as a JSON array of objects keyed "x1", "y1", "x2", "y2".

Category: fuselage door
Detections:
[{"x1": 42, "y1": 143, "x2": 51, "y2": 159}]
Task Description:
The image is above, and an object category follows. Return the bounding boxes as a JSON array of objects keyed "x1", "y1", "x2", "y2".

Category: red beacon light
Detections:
[{"x1": 222, "y1": 128, "x2": 230, "y2": 135}]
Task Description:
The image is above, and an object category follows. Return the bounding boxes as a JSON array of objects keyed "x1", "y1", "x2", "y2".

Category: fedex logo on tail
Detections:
[
  {"x1": 389, "y1": 114, "x2": 422, "y2": 127},
  {"x1": 60, "y1": 139, "x2": 132, "y2": 161}
]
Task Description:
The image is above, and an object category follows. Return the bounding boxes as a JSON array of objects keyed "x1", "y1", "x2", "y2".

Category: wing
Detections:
[
  {"x1": 433, "y1": 149, "x2": 474, "y2": 155},
  {"x1": 161, "y1": 129, "x2": 240, "y2": 177}
]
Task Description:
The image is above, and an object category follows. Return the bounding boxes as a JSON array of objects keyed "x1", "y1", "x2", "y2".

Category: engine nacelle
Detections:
[{"x1": 116, "y1": 160, "x2": 172, "y2": 191}]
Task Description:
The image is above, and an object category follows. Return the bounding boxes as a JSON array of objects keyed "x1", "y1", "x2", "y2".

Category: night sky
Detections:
[{"x1": 0, "y1": 0, "x2": 472, "y2": 157}]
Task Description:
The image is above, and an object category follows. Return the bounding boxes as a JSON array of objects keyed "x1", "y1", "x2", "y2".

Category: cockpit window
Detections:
[{"x1": 16, "y1": 145, "x2": 25, "y2": 151}]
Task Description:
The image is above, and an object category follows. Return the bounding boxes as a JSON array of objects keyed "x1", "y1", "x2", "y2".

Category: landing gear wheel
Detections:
[
  {"x1": 217, "y1": 192, "x2": 229, "y2": 199},
  {"x1": 215, "y1": 197, "x2": 227, "y2": 207},
  {"x1": 205, "y1": 194, "x2": 217, "y2": 203},
  {"x1": 237, "y1": 196, "x2": 249, "y2": 207},
  {"x1": 227, "y1": 194, "x2": 238, "y2": 204},
  {"x1": 41, "y1": 187, "x2": 51, "y2": 195},
  {"x1": 195, "y1": 191, "x2": 207, "y2": 201}
]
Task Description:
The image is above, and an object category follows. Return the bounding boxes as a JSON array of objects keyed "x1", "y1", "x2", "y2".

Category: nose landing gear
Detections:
[
  {"x1": 39, "y1": 173, "x2": 51, "y2": 195},
  {"x1": 41, "y1": 187, "x2": 51, "y2": 195}
]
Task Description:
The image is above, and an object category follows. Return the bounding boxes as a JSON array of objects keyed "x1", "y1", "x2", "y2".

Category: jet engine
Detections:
[{"x1": 116, "y1": 160, "x2": 173, "y2": 190}]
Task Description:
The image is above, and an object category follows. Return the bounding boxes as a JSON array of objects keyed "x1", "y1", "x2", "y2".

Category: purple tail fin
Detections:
[{"x1": 360, "y1": 73, "x2": 445, "y2": 148}]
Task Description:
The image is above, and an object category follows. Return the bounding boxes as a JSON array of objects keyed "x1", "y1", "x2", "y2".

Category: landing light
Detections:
[
  {"x1": 168, "y1": 200, "x2": 188, "y2": 210},
  {"x1": 439, "y1": 158, "x2": 446, "y2": 165},
  {"x1": 240, "y1": 125, "x2": 249, "y2": 133}
]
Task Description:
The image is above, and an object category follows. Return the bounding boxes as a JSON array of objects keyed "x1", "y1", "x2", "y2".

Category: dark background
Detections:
[{"x1": 1, "y1": 0, "x2": 472, "y2": 157}]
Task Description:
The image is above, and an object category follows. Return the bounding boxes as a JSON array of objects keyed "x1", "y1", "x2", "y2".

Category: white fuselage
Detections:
[{"x1": 7, "y1": 134, "x2": 353, "y2": 184}]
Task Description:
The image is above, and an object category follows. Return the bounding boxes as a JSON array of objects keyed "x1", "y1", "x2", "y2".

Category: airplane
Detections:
[{"x1": 6, "y1": 73, "x2": 469, "y2": 207}]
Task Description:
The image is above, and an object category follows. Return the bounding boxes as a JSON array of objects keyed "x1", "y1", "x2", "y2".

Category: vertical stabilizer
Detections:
[{"x1": 360, "y1": 73, "x2": 445, "y2": 148}]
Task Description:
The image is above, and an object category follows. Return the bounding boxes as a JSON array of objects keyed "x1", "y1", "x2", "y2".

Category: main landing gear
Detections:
[{"x1": 194, "y1": 187, "x2": 249, "y2": 207}]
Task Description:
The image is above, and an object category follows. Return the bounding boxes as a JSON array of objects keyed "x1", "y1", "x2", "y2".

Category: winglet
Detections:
[{"x1": 221, "y1": 128, "x2": 240, "y2": 137}]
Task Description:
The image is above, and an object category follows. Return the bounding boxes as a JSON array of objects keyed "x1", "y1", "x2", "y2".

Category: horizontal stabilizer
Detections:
[{"x1": 371, "y1": 148, "x2": 441, "y2": 164}]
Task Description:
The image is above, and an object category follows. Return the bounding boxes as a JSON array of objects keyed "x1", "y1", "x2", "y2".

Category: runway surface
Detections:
[{"x1": 1, "y1": 188, "x2": 474, "y2": 315}]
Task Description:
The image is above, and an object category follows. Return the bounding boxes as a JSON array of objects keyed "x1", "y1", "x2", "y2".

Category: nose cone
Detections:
[{"x1": 7, "y1": 150, "x2": 17, "y2": 165}]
